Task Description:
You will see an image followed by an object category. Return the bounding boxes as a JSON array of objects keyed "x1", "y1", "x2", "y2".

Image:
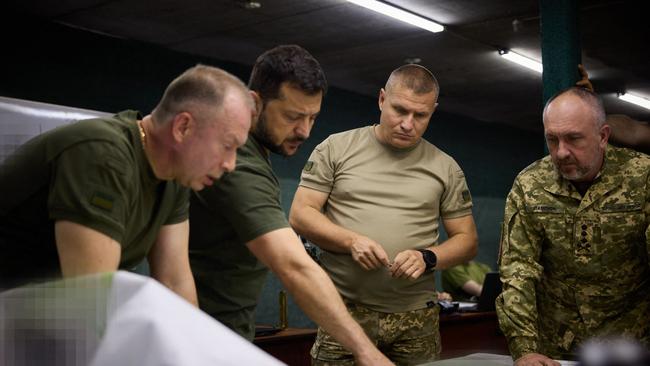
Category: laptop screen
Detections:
[{"x1": 477, "y1": 272, "x2": 502, "y2": 311}]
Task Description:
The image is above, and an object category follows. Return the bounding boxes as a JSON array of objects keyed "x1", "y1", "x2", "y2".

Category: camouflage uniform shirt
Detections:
[{"x1": 496, "y1": 145, "x2": 650, "y2": 360}]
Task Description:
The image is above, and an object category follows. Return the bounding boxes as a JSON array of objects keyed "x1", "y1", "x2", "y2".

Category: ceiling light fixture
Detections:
[
  {"x1": 404, "y1": 57, "x2": 422, "y2": 64},
  {"x1": 617, "y1": 92, "x2": 650, "y2": 110},
  {"x1": 498, "y1": 49, "x2": 542, "y2": 73},
  {"x1": 238, "y1": 0, "x2": 261, "y2": 9},
  {"x1": 345, "y1": 0, "x2": 444, "y2": 33}
]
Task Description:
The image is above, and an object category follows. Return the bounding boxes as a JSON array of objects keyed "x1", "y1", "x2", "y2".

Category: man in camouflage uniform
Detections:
[
  {"x1": 496, "y1": 87, "x2": 650, "y2": 366},
  {"x1": 290, "y1": 64, "x2": 478, "y2": 365}
]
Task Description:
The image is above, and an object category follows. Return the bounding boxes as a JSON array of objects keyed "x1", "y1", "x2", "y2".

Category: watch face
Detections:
[
  {"x1": 424, "y1": 251, "x2": 435, "y2": 265},
  {"x1": 420, "y1": 249, "x2": 437, "y2": 268}
]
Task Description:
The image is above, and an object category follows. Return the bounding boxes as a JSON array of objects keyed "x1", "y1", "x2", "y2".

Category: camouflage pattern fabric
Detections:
[
  {"x1": 311, "y1": 302, "x2": 440, "y2": 365},
  {"x1": 496, "y1": 145, "x2": 650, "y2": 360}
]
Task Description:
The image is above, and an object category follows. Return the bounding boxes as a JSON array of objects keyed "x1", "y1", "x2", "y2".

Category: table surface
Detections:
[
  {"x1": 254, "y1": 327, "x2": 317, "y2": 344},
  {"x1": 424, "y1": 353, "x2": 578, "y2": 366}
]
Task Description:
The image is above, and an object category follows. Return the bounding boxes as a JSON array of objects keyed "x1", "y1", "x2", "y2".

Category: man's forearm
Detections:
[
  {"x1": 170, "y1": 277, "x2": 198, "y2": 307},
  {"x1": 290, "y1": 205, "x2": 356, "y2": 254},
  {"x1": 153, "y1": 270, "x2": 198, "y2": 306},
  {"x1": 429, "y1": 233, "x2": 477, "y2": 270},
  {"x1": 247, "y1": 229, "x2": 390, "y2": 364},
  {"x1": 496, "y1": 266, "x2": 541, "y2": 360},
  {"x1": 461, "y1": 280, "x2": 482, "y2": 297}
]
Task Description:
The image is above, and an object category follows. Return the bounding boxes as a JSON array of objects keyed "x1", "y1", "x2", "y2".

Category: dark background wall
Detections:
[{"x1": 1, "y1": 16, "x2": 543, "y2": 328}]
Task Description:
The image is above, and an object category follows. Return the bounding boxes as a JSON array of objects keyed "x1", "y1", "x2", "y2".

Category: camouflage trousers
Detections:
[{"x1": 310, "y1": 302, "x2": 440, "y2": 366}]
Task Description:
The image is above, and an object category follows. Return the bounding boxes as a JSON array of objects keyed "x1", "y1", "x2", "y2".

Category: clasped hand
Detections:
[{"x1": 349, "y1": 236, "x2": 426, "y2": 279}]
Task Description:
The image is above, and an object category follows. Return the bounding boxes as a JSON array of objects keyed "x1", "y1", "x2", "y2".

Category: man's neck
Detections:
[
  {"x1": 373, "y1": 124, "x2": 388, "y2": 144},
  {"x1": 139, "y1": 116, "x2": 169, "y2": 181},
  {"x1": 571, "y1": 180, "x2": 593, "y2": 197}
]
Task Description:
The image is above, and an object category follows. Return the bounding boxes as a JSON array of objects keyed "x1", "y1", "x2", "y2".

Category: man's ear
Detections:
[
  {"x1": 171, "y1": 112, "x2": 193, "y2": 143},
  {"x1": 600, "y1": 123, "x2": 611, "y2": 147},
  {"x1": 378, "y1": 88, "x2": 386, "y2": 111},
  {"x1": 250, "y1": 91, "x2": 263, "y2": 121}
]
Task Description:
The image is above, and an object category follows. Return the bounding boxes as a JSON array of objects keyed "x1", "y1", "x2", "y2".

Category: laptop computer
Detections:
[
  {"x1": 476, "y1": 272, "x2": 502, "y2": 311},
  {"x1": 456, "y1": 271, "x2": 502, "y2": 312}
]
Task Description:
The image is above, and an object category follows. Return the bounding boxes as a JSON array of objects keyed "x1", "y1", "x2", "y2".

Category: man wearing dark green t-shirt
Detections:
[
  {"x1": 189, "y1": 45, "x2": 392, "y2": 365},
  {"x1": 0, "y1": 65, "x2": 253, "y2": 306}
]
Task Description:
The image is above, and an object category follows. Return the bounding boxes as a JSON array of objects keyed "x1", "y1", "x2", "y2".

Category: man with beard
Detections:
[
  {"x1": 496, "y1": 87, "x2": 650, "y2": 366},
  {"x1": 188, "y1": 45, "x2": 392, "y2": 365}
]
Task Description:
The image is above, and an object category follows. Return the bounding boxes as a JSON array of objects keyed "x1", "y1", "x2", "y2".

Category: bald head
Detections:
[
  {"x1": 152, "y1": 64, "x2": 253, "y2": 127},
  {"x1": 543, "y1": 87, "x2": 606, "y2": 130},
  {"x1": 385, "y1": 64, "x2": 439, "y2": 96}
]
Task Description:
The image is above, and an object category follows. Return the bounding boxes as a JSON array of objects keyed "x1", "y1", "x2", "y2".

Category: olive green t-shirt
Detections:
[
  {"x1": 0, "y1": 110, "x2": 189, "y2": 289},
  {"x1": 300, "y1": 125, "x2": 473, "y2": 312},
  {"x1": 189, "y1": 134, "x2": 290, "y2": 340},
  {"x1": 441, "y1": 261, "x2": 492, "y2": 301}
]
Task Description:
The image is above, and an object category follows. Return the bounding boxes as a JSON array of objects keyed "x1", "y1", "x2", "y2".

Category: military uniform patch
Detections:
[
  {"x1": 303, "y1": 160, "x2": 314, "y2": 172},
  {"x1": 91, "y1": 193, "x2": 114, "y2": 211},
  {"x1": 461, "y1": 189, "x2": 471, "y2": 203}
]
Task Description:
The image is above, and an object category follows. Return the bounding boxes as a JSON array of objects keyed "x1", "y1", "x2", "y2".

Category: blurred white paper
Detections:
[{"x1": 1, "y1": 271, "x2": 284, "y2": 366}]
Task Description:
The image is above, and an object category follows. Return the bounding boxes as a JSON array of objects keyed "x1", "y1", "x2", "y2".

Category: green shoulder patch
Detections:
[
  {"x1": 303, "y1": 160, "x2": 314, "y2": 173},
  {"x1": 91, "y1": 193, "x2": 114, "y2": 211},
  {"x1": 461, "y1": 189, "x2": 471, "y2": 203}
]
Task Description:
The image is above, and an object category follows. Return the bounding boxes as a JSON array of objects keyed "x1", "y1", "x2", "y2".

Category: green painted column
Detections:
[
  {"x1": 540, "y1": 0, "x2": 581, "y2": 103},
  {"x1": 539, "y1": 0, "x2": 581, "y2": 153}
]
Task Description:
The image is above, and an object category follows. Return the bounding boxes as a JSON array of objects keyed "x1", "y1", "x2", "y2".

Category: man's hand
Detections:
[
  {"x1": 390, "y1": 249, "x2": 426, "y2": 280},
  {"x1": 514, "y1": 353, "x2": 561, "y2": 366},
  {"x1": 576, "y1": 64, "x2": 594, "y2": 92},
  {"x1": 349, "y1": 234, "x2": 390, "y2": 270}
]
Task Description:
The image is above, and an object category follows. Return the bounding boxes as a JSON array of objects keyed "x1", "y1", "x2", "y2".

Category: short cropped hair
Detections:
[
  {"x1": 152, "y1": 64, "x2": 252, "y2": 126},
  {"x1": 248, "y1": 45, "x2": 328, "y2": 101},
  {"x1": 543, "y1": 87, "x2": 606, "y2": 127},
  {"x1": 386, "y1": 64, "x2": 439, "y2": 95}
]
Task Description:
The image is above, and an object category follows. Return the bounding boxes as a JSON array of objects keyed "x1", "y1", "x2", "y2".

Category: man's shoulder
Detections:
[
  {"x1": 237, "y1": 135, "x2": 265, "y2": 158},
  {"x1": 67, "y1": 110, "x2": 137, "y2": 134},
  {"x1": 514, "y1": 156, "x2": 554, "y2": 185},
  {"x1": 50, "y1": 111, "x2": 137, "y2": 154},
  {"x1": 322, "y1": 126, "x2": 371, "y2": 146},
  {"x1": 608, "y1": 145, "x2": 650, "y2": 175},
  {"x1": 235, "y1": 135, "x2": 274, "y2": 173},
  {"x1": 416, "y1": 139, "x2": 468, "y2": 176},
  {"x1": 207, "y1": 137, "x2": 279, "y2": 197},
  {"x1": 419, "y1": 139, "x2": 456, "y2": 162}
]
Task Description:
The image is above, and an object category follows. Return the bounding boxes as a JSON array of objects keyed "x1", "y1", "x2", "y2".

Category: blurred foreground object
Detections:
[
  {"x1": 579, "y1": 337, "x2": 650, "y2": 366},
  {"x1": 1, "y1": 271, "x2": 283, "y2": 366}
]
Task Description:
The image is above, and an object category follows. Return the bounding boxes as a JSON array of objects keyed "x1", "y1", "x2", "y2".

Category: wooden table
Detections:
[
  {"x1": 439, "y1": 311, "x2": 509, "y2": 359},
  {"x1": 254, "y1": 327, "x2": 316, "y2": 366}
]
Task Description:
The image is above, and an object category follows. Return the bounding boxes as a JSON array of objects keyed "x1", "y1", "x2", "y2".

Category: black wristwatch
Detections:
[{"x1": 417, "y1": 249, "x2": 437, "y2": 271}]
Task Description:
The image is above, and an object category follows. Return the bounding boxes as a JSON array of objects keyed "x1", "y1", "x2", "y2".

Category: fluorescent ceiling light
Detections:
[
  {"x1": 617, "y1": 92, "x2": 650, "y2": 110},
  {"x1": 345, "y1": 0, "x2": 444, "y2": 33},
  {"x1": 498, "y1": 49, "x2": 542, "y2": 73}
]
